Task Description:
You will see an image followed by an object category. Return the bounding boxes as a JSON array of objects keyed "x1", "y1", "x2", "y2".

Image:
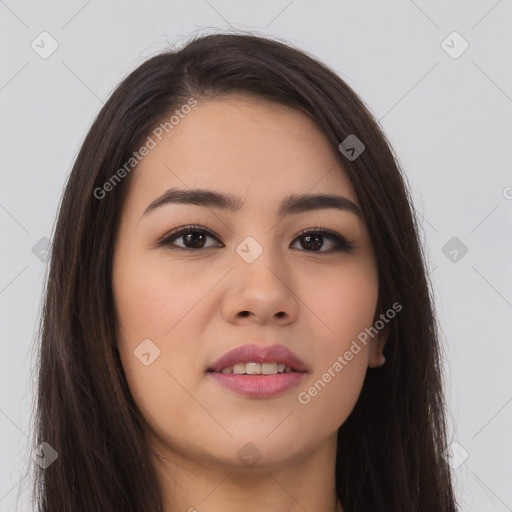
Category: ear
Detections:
[{"x1": 368, "y1": 322, "x2": 390, "y2": 368}]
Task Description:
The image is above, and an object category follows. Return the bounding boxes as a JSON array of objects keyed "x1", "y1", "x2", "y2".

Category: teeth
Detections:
[
  {"x1": 233, "y1": 363, "x2": 246, "y2": 374},
  {"x1": 246, "y1": 362, "x2": 262, "y2": 375},
  {"x1": 218, "y1": 362, "x2": 294, "y2": 375},
  {"x1": 262, "y1": 362, "x2": 278, "y2": 375}
]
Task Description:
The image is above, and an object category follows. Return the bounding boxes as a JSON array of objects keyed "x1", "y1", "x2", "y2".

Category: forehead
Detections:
[{"x1": 125, "y1": 95, "x2": 359, "y2": 215}]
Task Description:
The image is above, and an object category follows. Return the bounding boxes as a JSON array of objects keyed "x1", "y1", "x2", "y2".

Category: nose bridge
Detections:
[
  {"x1": 234, "y1": 231, "x2": 285, "y2": 283},
  {"x1": 231, "y1": 204, "x2": 300, "y2": 278}
]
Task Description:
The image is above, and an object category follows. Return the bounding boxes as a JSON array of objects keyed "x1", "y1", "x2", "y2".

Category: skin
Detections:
[{"x1": 112, "y1": 95, "x2": 388, "y2": 512}]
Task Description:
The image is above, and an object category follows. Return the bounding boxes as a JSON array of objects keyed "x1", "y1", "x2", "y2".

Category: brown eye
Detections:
[
  {"x1": 291, "y1": 229, "x2": 353, "y2": 253},
  {"x1": 158, "y1": 225, "x2": 222, "y2": 250}
]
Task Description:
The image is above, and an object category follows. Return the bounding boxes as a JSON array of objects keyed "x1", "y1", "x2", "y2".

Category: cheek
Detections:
[
  {"x1": 113, "y1": 250, "x2": 213, "y2": 342},
  {"x1": 303, "y1": 255, "x2": 379, "y2": 347},
  {"x1": 293, "y1": 259, "x2": 378, "y2": 427},
  {"x1": 113, "y1": 252, "x2": 214, "y2": 438}
]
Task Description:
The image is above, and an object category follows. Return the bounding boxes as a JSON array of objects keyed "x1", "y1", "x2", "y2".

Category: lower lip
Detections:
[{"x1": 208, "y1": 371, "x2": 307, "y2": 398}]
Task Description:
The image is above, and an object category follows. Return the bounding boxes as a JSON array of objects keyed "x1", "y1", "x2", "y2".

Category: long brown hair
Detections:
[{"x1": 32, "y1": 32, "x2": 457, "y2": 511}]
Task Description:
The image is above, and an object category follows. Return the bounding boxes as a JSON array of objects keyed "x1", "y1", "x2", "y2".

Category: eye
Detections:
[
  {"x1": 291, "y1": 227, "x2": 353, "y2": 253},
  {"x1": 157, "y1": 225, "x2": 222, "y2": 250},
  {"x1": 156, "y1": 224, "x2": 353, "y2": 253}
]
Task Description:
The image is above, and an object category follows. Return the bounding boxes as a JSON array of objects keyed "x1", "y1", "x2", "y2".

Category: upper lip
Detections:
[{"x1": 207, "y1": 343, "x2": 308, "y2": 373}]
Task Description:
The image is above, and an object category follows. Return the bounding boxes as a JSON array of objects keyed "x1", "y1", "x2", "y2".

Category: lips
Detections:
[
  {"x1": 206, "y1": 343, "x2": 308, "y2": 398},
  {"x1": 207, "y1": 343, "x2": 308, "y2": 374}
]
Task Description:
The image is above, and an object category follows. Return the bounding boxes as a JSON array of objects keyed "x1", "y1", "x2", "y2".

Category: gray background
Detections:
[{"x1": 1, "y1": 1, "x2": 511, "y2": 510}]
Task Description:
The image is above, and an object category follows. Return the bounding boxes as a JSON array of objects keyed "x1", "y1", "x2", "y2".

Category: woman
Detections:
[{"x1": 33, "y1": 32, "x2": 458, "y2": 511}]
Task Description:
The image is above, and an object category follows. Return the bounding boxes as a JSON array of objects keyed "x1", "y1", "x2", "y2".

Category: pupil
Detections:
[
  {"x1": 303, "y1": 234, "x2": 322, "y2": 251},
  {"x1": 185, "y1": 232, "x2": 205, "y2": 248}
]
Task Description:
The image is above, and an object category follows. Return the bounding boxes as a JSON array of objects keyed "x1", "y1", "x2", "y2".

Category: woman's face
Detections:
[{"x1": 112, "y1": 95, "x2": 387, "y2": 471}]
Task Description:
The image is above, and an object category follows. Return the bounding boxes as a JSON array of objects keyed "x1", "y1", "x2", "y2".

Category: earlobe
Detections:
[
  {"x1": 368, "y1": 323, "x2": 390, "y2": 368},
  {"x1": 368, "y1": 352, "x2": 386, "y2": 368}
]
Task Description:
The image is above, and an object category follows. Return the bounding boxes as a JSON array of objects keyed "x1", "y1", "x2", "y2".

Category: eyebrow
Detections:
[{"x1": 142, "y1": 188, "x2": 362, "y2": 219}]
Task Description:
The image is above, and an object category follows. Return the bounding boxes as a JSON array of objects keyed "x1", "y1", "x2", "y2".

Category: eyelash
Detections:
[{"x1": 156, "y1": 224, "x2": 354, "y2": 253}]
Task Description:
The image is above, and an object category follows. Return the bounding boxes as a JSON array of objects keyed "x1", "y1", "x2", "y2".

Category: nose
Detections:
[{"x1": 221, "y1": 244, "x2": 299, "y2": 325}]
